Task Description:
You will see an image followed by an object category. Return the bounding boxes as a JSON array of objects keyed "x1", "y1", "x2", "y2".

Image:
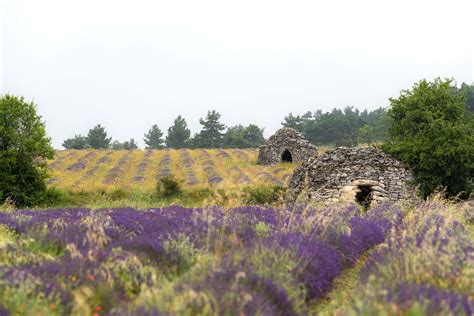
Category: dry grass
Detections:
[{"x1": 47, "y1": 149, "x2": 297, "y2": 193}]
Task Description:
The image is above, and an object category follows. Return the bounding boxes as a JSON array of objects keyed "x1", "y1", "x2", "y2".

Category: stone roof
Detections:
[
  {"x1": 285, "y1": 147, "x2": 415, "y2": 207},
  {"x1": 266, "y1": 128, "x2": 311, "y2": 144},
  {"x1": 257, "y1": 128, "x2": 318, "y2": 165}
]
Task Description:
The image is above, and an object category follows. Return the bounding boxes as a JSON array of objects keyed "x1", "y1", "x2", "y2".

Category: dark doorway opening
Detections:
[
  {"x1": 281, "y1": 149, "x2": 293, "y2": 163},
  {"x1": 355, "y1": 185, "x2": 372, "y2": 210}
]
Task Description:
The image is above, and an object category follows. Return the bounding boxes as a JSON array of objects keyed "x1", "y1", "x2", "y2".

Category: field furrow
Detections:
[
  {"x1": 46, "y1": 149, "x2": 296, "y2": 192},
  {"x1": 180, "y1": 149, "x2": 199, "y2": 186}
]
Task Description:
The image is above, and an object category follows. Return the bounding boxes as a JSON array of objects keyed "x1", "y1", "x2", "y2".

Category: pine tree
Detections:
[
  {"x1": 195, "y1": 110, "x2": 226, "y2": 148},
  {"x1": 86, "y1": 124, "x2": 112, "y2": 149},
  {"x1": 166, "y1": 116, "x2": 191, "y2": 148},
  {"x1": 144, "y1": 124, "x2": 165, "y2": 148}
]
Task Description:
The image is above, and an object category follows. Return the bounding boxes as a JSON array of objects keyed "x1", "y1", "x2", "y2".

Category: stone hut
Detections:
[
  {"x1": 285, "y1": 147, "x2": 414, "y2": 208},
  {"x1": 257, "y1": 128, "x2": 318, "y2": 165}
]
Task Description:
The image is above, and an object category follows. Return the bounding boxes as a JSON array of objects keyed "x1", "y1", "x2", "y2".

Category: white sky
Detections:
[{"x1": 1, "y1": 0, "x2": 473, "y2": 148}]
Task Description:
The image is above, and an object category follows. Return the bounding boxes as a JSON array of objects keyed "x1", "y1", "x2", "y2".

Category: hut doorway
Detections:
[
  {"x1": 355, "y1": 185, "x2": 373, "y2": 210},
  {"x1": 281, "y1": 149, "x2": 293, "y2": 163}
]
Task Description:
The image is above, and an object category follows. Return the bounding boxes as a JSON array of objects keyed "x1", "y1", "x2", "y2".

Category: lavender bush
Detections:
[
  {"x1": 0, "y1": 201, "x2": 470, "y2": 315},
  {"x1": 350, "y1": 201, "x2": 473, "y2": 315}
]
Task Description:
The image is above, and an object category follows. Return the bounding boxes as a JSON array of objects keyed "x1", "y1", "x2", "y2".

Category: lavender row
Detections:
[
  {"x1": 103, "y1": 152, "x2": 132, "y2": 184},
  {"x1": 133, "y1": 149, "x2": 154, "y2": 182},
  {"x1": 350, "y1": 202, "x2": 473, "y2": 315},
  {"x1": 156, "y1": 149, "x2": 171, "y2": 179},
  {"x1": 180, "y1": 149, "x2": 199, "y2": 185},
  {"x1": 199, "y1": 150, "x2": 223, "y2": 185},
  {"x1": 0, "y1": 204, "x2": 398, "y2": 314},
  {"x1": 66, "y1": 151, "x2": 97, "y2": 172}
]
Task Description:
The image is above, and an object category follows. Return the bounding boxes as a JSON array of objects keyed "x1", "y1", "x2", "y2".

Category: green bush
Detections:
[
  {"x1": 39, "y1": 187, "x2": 68, "y2": 207},
  {"x1": 382, "y1": 78, "x2": 473, "y2": 199},
  {"x1": 156, "y1": 175, "x2": 183, "y2": 198},
  {"x1": 109, "y1": 188, "x2": 130, "y2": 200},
  {"x1": 0, "y1": 95, "x2": 54, "y2": 207},
  {"x1": 243, "y1": 184, "x2": 286, "y2": 205}
]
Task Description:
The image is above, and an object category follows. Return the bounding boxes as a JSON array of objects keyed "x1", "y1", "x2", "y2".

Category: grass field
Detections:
[{"x1": 47, "y1": 149, "x2": 297, "y2": 192}]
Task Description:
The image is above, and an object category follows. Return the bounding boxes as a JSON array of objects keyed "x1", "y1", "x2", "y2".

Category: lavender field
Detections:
[{"x1": 0, "y1": 201, "x2": 472, "y2": 315}]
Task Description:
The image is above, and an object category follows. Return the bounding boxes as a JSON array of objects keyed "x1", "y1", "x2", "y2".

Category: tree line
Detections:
[
  {"x1": 282, "y1": 106, "x2": 389, "y2": 146},
  {"x1": 64, "y1": 81, "x2": 474, "y2": 149},
  {"x1": 282, "y1": 82, "x2": 474, "y2": 147},
  {"x1": 62, "y1": 110, "x2": 265, "y2": 150},
  {"x1": 63, "y1": 107, "x2": 391, "y2": 150}
]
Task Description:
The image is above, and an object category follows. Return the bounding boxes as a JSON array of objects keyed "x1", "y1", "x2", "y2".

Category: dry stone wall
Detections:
[
  {"x1": 285, "y1": 147, "x2": 415, "y2": 207},
  {"x1": 257, "y1": 128, "x2": 318, "y2": 165}
]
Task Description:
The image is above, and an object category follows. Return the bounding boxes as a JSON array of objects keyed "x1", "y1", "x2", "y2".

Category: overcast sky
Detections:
[{"x1": 1, "y1": 0, "x2": 473, "y2": 148}]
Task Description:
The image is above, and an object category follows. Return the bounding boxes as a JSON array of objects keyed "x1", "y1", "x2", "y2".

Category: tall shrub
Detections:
[
  {"x1": 382, "y1": 78, "x2": 473, "y2": 198},
  {"x1": 0, "y1": 95, "x2": 54, "y2": 206}
]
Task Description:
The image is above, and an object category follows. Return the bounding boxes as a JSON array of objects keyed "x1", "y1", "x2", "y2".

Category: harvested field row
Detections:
[{"x1": 47, "y1": 149, "x2": 296, "y2": 191}]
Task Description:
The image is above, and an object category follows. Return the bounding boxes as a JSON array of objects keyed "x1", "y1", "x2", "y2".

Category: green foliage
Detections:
[
  {"x1": 109, "y1": 188, "x2": 130, "y2": 200},
  {"x1": 192, "y1": 110, "x2": 226, "y2": 148},
  {"x1": 22, "y1": 236, "x2": 64, "y2": 258},
  {"x1": 357, "y1": 124, "x2": 375, "y2": 145},
  {"x1": 0, "y1": 94, "x2": 54, "y2": 206},
  {"x1": 111, "y1": 140, "x2": 123, "y2": 150},
  {"x1": 123, "y1": 138, "x2": 138, "y2": 150},
  {"x1": 86, "y1": 124, "x2": 111, "y2": 149},
  {"x1": 281, "y1": 111, "x2": 312, "y2": 133},
  {"x1": 242, "y1": 184, "x2": 286, "y2": 205},
  {"x1": 156, "y1": 175, "x2": 183, "y2": 198},
  {"x1": 144, "y1": 124, "x2": 165, "y2": 149},
  {"x1": 282, "y1": 107, "x2": 389, "y2": 146},
  {"x1": 222, "y1": 124, "x2": 265, "y2": 148},
  {"x1": 162, "y1": 234, "x2": 198, "y2": 276},
  {"x1": 111, "y1": 138, "x2": 138, "y2": 150},
  {"x1": 165, "y1": 116, "x2": 191, "y2": 148},
  {"x1": 62, "y1": 134, "x2": 88, "y2": 149},
  {"x1": 246, "y1": 246, "x2": 307, "y2": 314},
  {"x1": 255, "y1": 222, "x2": 271, "y2": 238},
  {"x1": 40, "y1": 187, "x2": 69, "y2": 207},
  {"x1": 0, "y1": 283, "x2": 63, "y2": 316},
  {"x1": 453, "y1": 82, "x2": 474, "y2": 115},
  {"x1": 382, "y1": 78, "x2": 474, "y2": 199}
]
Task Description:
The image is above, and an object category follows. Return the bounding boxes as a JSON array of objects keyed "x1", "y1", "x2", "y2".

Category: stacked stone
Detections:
[
  {"x1": 285, "y1": 147, "x2": 415, "y2": 207},
  {"x1": 257, "y1": 128, "x2": 318, "y2": 165}
]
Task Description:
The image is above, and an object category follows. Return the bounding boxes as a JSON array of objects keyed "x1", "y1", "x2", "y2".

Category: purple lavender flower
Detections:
[{"x1": 388, "y1": 282, "x2": 472, "y2": 315}]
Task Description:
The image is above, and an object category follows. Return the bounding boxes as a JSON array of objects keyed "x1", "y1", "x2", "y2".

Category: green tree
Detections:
[
  {"x1": 382, "y1": 78, "x2": 473, "y2": 199},
  {"x1": 62, "y1": 134, "x2": 88, "y2": 149},
  {"x1": 111, "y1": 140, "x2": 124, "y2": 150},
  {"x1": 111, "y1": 138, "x2": 138, "y2": 150},
  {"x1": 222, "y1": 124, "x2": 265, "y2": 148},
  {"x1": 282, "y1": 107, "x2": 389, "y2": 146},
  {"x1": 222, "y1": 125, "x2": 247, "y2": 148},
  {"x1": 144, "y1": 124, "x2": 165, "y2": 149},
  {"x1": 0, "y1": 95, "x2": 54, "y2": 206},
  {"x1": 357, "y1": 124, "x2": 375, "y2": 145},
  {"x1": 194, "y1": 110, "x2": 226, "y2": 148},
  {"x1": 123, "y1": 138, "x2": 138, "y2": 150},
  {"x1": 454, "y1": 82, "x2": 474, "y2": 115},
  {"x1": 281, "y1": 111, "x2": 312, "y2": 133},
  {"x1": 86, "y1": 124, "x2": 111, "y2": 149},
  {"x1": 243, "y1": 124, "x2": 265, "y2": 147},
  {"x1": 166, "y1": 115, "x2": 191, "y2": 148}
]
